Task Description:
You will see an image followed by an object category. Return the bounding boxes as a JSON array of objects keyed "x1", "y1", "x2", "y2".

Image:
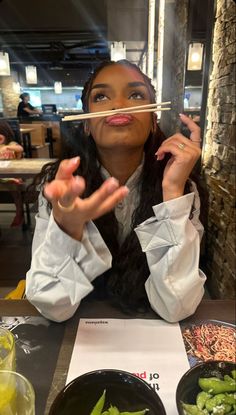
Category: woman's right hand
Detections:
[{"x1": 43, "y1": 157, "x2": 129, "y2": 241}]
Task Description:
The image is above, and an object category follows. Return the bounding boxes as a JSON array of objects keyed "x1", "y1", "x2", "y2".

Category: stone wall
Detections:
[
  {"x1": 0, "y1": 76, "x2": 19, "y2": 117},
  {"x1": 201, "y1": 0, "x2": 236, "y2": 298}
]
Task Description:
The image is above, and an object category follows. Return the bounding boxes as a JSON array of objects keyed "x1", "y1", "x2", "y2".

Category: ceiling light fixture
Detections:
[
  {"x1": 187, "y1": 43, "x2": 204, "y2": 71},
  {"x1": 110, "y1": 42, "x2": 126, "y2": 61},
  {"x1": 54, "y1": 81, "x2": 62, "y2": 94},
  {"x1": 25, "y1": 65, "x2": 37, "y2": 84},
  {"x1": 0, "y1": 52, "x2": 11, "y2": 76}
]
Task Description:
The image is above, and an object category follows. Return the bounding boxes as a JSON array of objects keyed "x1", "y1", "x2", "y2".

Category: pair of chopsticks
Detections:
[{"x1": 62, "y1": 101, "x2": 171, "y2": 122}]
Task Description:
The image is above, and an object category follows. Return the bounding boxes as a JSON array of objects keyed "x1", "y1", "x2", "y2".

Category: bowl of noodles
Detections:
[
  {"x1": 181, "y1": 320, "x2": 236, "y2": 366},
  {"x1": 176, "y1": 360, "x2": 236, "y2": 414}
]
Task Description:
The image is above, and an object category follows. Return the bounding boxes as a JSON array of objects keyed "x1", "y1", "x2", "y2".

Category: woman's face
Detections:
[{"x1": 87, "y1": 64, "x2": 153, "y2": 152}]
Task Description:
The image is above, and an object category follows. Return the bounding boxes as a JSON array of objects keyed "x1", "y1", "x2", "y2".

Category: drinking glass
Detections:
[
  {"x1": 0, "y1": 327, "x2": 16, "y2": 370},
  {"x1": 0, "y1": 370, "x2": 35, "y2": 415}
]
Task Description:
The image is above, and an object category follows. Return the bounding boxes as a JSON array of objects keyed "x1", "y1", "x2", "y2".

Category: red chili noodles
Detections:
[{"x1": 182, "y1": 323, "x2": 236, "y2": 363}]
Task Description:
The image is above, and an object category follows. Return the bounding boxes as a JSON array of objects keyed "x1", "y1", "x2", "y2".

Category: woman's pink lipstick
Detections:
[{"x1": 105, "y1": 114, "x2": 133, "y2": 126}]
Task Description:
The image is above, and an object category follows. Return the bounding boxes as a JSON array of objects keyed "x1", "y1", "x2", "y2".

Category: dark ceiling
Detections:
[
  {"x1": 0, "y1": 0, "x2": 148, "y2": 77},
  {"x1": 0, "y1": 0, "x2": 108, "y2": 71}
]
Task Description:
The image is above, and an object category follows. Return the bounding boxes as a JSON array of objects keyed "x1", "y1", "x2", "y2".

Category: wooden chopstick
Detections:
[
  {"x1": 125, "y1": 107, "x2": 171, "y2": 114},
  {"x1": 62, "y1": 101, "x2": 171, "y2": 122}
]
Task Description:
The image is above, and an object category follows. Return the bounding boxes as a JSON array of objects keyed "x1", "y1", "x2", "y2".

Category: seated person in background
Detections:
[
  {"x1": 0, "y1": 121, "x2": 24, "y2": 227},
  {"x1": 17, "y1": 93, "x2": 41, "y2": 118},
  {"x1": 26, "y1": 59, "x2": 206, "y2": 323}
]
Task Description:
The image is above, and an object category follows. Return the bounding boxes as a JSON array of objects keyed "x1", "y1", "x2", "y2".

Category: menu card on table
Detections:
[{"x1": 67, "y1": 318, "x2": 190, "y2": 414}]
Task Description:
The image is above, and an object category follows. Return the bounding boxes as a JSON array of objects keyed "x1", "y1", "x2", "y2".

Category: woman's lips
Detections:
[{"x1": 105, "y1": 114, "x2": 133, "y2": 126}]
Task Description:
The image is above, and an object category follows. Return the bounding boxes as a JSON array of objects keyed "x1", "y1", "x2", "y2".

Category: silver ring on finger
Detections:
[
  {"x1": 57, "y1": 200, "x2": 75, "y2": 212},
  {"x1": 178, "y1": 143, "x2": 186, "y2": 150}
]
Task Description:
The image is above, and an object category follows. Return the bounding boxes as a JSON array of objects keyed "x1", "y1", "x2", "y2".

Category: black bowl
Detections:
[
  {"x1": 49, "y1": 369, "x2": 166, "y2": 415},
  {"x1": 176, "y1": 360, "x2": 236, "y2": 414}
]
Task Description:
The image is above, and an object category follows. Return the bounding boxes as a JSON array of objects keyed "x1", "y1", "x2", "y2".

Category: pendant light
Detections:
[
  {"x1": 0, "y1": 52, "x2": 11, "y2": 76},
  {"x1": 54, "y1": 81, "x2": 62, "y2": 94},
  {"x1": 110, "y1": 42, "x2": 126, "y2": 61},
  {"x1": 25, "y1": 65, "x2": 37, "y2": 84},
  {"x1": 187, "y1": 43, "x2": 204, "y2": 71}
]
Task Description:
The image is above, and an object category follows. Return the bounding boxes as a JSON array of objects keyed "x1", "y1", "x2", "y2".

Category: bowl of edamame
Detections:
[
  {"x1": 176, "y1": 360, "x2": 236, "y2": 415},
  {"x1": 49, "y1": 369, "x2": 166, "y2": 415}
]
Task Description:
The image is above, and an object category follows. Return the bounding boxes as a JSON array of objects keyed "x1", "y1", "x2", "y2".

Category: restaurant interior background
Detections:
[{"x1": 0, "y1": 0, "x2": 235, "y2": 300}]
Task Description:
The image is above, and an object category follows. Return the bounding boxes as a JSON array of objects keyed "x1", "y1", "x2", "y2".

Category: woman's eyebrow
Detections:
[
  {"x1": 91, "y1": 81, "x2": 147, "y2": 90},
  {"x1": 127, "y1": 81, "x2": 147, "y2": 88},
  {"x1": 91, "y1": 83, "x2": 109, "y2": 90}
]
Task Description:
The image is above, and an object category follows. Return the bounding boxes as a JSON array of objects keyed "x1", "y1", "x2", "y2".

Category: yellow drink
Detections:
[
  {"x1": 0, "y1": 371, "x2": 35, "y2": 415},
  {"x1": 0, "y1": 383, "x2": 16, "y2": 414},
  {"x1": 0, "y1": 328, "x2": 16, "y2": 371}
]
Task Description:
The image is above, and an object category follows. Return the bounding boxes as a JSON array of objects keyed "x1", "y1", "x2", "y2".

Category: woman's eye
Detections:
[
  {"x1": 129, "y1": 91, "x2": 145, "y2": 100},
  {"x1": 93, "y1": 93, "x2": 108, "y2": 102}
]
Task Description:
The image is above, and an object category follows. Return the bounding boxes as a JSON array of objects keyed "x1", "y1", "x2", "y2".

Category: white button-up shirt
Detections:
[{"x1": 26, "y1": 164, "x2": 206, "y2": 323}]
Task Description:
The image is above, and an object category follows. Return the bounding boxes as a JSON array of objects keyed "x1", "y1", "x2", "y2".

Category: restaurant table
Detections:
[
  {"x1": 0, "y1": 298, "x2": 235, "y2": 415},
  {"x1": 0, "y1": 158, "x2": 56, "y2": 179}
]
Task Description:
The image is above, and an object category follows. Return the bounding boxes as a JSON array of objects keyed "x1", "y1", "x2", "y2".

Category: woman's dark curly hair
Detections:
[
  {"x1": 0, "y1": 121, "x2": 15, "y2": 144},
  {"x1": 32, "y1": 59, "x2": 190, "y2": 312}
]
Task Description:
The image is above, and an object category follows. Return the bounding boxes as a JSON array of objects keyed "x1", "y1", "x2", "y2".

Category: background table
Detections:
[
  {"x1": 0, "y1": 298, "x2": 235, "y2": 415},
  {"x1": 0, "y1": 158, "x2": 56, "y2": 179}
]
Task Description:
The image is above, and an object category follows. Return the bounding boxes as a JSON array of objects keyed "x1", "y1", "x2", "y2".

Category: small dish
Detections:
[
  {"x1": 176, "y1": 360, "x2": 236, "y2": 414},
  {"x1": 49, "y1": 368, "x2": 166, "y2": 415}
]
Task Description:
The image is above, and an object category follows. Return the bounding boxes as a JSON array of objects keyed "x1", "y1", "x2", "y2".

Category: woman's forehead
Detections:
[{"x1": 92, "y1": 64, "x2": 144, "y2": 85}]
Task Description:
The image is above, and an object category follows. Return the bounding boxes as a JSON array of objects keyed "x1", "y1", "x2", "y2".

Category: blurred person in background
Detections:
[{"x1": 17, "y1": 93, "x2": 41, "y2": 118}]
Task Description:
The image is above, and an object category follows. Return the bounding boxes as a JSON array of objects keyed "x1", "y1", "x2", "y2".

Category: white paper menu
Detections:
[{"x1": 66, "y1": 318, "x2": 190, "y2": 414}]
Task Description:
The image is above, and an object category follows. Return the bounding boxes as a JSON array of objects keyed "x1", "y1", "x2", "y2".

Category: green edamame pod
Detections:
[
  {"x1": 101, "y1": 412, "x2": 109, "y2": 415},
  {"x1": 205, "y1": 394, "x2": 229, "y2": 411},
  {"x1": 107, "y1": 406, "x2": 120, "y2": 415},
  {"x1": 224, "y1": 394, "x2": 236, "y2": 405},
  {"x1": 224, "y1": 375, "x2": 234, "y2": 382},
  {"x1": 228, "y1": 404, "x2": 236, "y2": 415},
  {"x1": 196, "y1": 391, "x2": 212, "y2": 410},
  {"x1": 181, "y1": 402, "x2": 208, "y2": 415},
  {"x1": 120, "y1": 410, "x2": 148, "y2": 415},
  {"x1": 216, "y1": 404, "x2": 232, "y2": 414},
  {"x1": 231, "y1": 370, "x2": 236, "y2": 380},
  {"x1": 198, "y1": 377, "x2": 236, "y2": 394},
  {"x1": 90, "y1": 390, "x2": 106, "y2": 415},
  {"x1": 211, "y1": 406, "x2": 231, "y2": 415}
]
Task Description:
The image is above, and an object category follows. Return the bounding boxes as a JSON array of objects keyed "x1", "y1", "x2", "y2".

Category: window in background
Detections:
[
  {"x1": 75, "y1": 94, "x2": 82, "y2": 110},
  {"x1": 22, "y1": 87, "x2": 83, "y2": 110},
  {"x1": 23, "y1": 90, "x2": 41, "y2": 107}
]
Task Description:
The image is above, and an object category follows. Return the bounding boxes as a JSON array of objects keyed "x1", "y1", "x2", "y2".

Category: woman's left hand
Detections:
[{"x1": 155, "y1": 113, "x2": 202, "y2": 201}]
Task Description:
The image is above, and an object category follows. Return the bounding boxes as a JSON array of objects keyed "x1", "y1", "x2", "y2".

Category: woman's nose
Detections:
[{"x1": 112, "y1": 96, "x2": 127, "y2": 110}]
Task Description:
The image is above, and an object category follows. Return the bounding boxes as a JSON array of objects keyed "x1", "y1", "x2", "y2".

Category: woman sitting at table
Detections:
[
  {"x1": 26, "y1": 59, "x2": 206, "y2": 323},
  {"x1": 0, "y1": 121, "x2": 25, "y2": 227}
]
